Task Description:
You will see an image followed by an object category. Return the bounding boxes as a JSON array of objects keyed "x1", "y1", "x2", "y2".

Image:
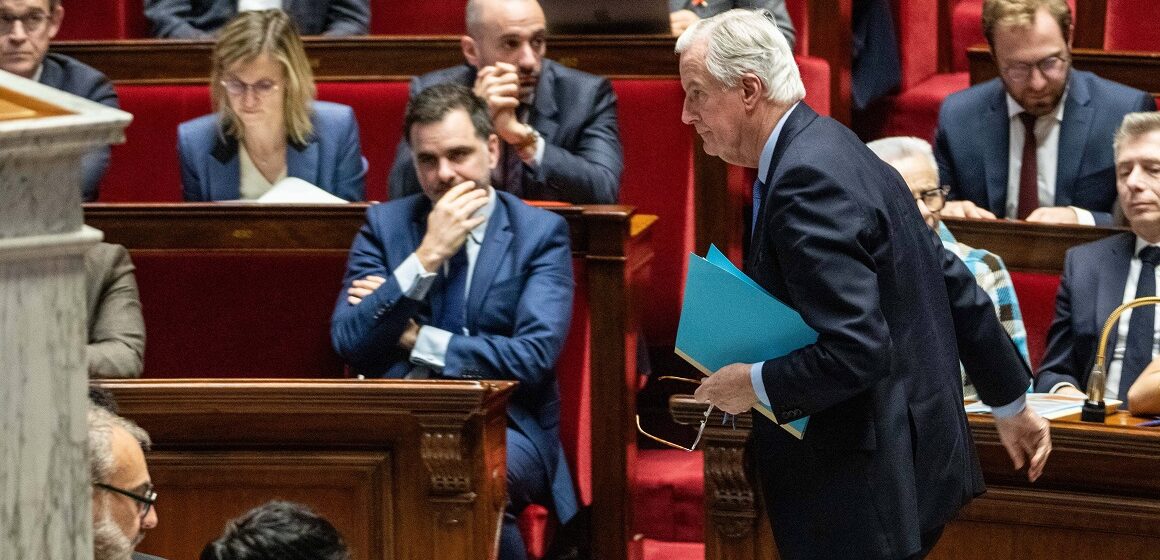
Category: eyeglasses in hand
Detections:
[{"x1": 636, "y1": 376, "x2": 733, "y2": 452}]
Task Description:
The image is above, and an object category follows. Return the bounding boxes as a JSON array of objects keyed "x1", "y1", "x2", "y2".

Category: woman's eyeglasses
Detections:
[{"x1": 221, "y1": 79, "x2": 281, "y2": 98}]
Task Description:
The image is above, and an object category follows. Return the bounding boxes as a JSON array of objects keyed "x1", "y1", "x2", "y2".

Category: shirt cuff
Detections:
[
  {"x1": 1070, "y1": 206, "x2": 1096, "y2": 226},
  {"x1": 393, "y1": 253, "x2": 438, "y2": 300},
  {"x1": 1050, "y1": 381, "x2": 1081, "y2": 395},
  {"x1": 410, "y1": 325, "x2": 452, "y2": 370},
  {"x1": 519, "y1": 131, "x2": 545, "y2": 167},
  {"x1": 990, "y1": 393, "x2": 1026, "y2": 419},
  {"x1": 750, "y1": 362, "x2": 771, "y2": 408}
]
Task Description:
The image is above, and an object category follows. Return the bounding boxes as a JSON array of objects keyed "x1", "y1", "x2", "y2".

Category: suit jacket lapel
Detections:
[
  {"x1": 466, "y1": 194, "x2": 514, "y2": 332},
  {"x1": 287, "y1": 135, "x2": 321, "y2": 186},
  {"x1": 531, "y1": 61, "x2": 561, "y2": 142},
  {"x1": 1054, "y1": 72, "x2": 1093, "y2": 206},
  {"x1": 1096, "y1": 232, "x2": 1136, "y2": 354},
  {"x1": 209, "y1": 131, "x2": 242, "y2": 200},
  {"x1": 983, "y1": 85, "x2": 1010, "y2": 216}
]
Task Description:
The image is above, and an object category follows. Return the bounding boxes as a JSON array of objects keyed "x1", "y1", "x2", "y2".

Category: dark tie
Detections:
[
  {"x1": 436, "y1": 247, "x2": 468, "y2": 335},
  {"x1": 1017, "y1": 112, "x2": 1039, "y2": 219},
  {"x1": 751, "y1": 177, "x2": 766, "y2": 235},
  {"x1": 1121, "y1": 246, "x2": 1160, "y2": 399}
]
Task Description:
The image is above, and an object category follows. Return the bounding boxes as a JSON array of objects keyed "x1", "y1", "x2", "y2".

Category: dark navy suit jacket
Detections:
[
  {"x1": 1035, "y1": 232, "x2": 1137, "y2": 393},
  {"x1": 934, "y1": 70, "x2": 1155, "y2": 225},
  {"x1": 40, "y1": 52, "x2": 119, "y2": 202},
  {"x1": 388, "y1": 60, "x2": 623, "y2": 204},
  {"x1": 748, "y1": 103, "x2": 1030, "y2": 559},
  {"x1": 178, "y1": 101, "x2": 366, "y2": 202},
  {"x1": 145, "y1": 0, "x2": 369, "y2": 38},
  {"x1": 330, "y1": 190, "x2": 579, "y2": 522}
]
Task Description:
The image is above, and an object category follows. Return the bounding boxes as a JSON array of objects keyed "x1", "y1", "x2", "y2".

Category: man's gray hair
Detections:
[
  {"x1": 1114, "y1": 112, "x2": 1160, "y2": 159},
  {"x1": 88, "y1": 404, "x2": 151, "y2": 483},
  {"x1": 674, "y1": 9, "x2": 805, "y2": 105},
  {"x1": 866, "y1": 136, "x2": 938, "y2": 174}
]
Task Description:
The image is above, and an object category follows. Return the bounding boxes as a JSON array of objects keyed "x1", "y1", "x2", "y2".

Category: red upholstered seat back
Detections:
[
  {"x1": 1010, "y1": 271, "x2": 1062, "y2": 371},
  {"x1": 892, "y1": 0, "x2": 940, "y2": 90},
  {"x1": 370, "y1": 0, "x2": 467, "y2": 34},
  {"x1": 132, "y1": 251, "x2": 349, "y2": 378},
  {"x1": 786, "y1": 0, "x2": 807, "y2": 54},
  {"x1": 56, "y1": 0, "x2": 148, "y2": 39},
  {"x1": 1104, "y1": 0, "x2": 1160, "y2": 51},
  {"x1": 315, "y1": 82, "x2": 411, "y2": 201},
  {"x1": 951, "y1": 0, "x2": 984, "y2": 73}
]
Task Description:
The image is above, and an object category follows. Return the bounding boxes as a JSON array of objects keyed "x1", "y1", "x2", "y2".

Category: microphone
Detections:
[{"x1": 1081, "y1": 296, "x2": 1160, "y2": 422}]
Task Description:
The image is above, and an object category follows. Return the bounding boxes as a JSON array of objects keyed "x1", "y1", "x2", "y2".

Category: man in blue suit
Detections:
[
  {"x1": 387, "y1": 0, "x2": 623, "y2": 204},
  {"x1": 934, "y1": 0, "x2": 1154, "y2": 225},
  {"x1": 680, "y1": 10, "x2": 1051, "y2": 559},
  {"x1": 1037, "y1": 112, "x2": 1160, "y2": 409},
  {"x1": 0, "y1": 0, "x2": 119, "y2": 201},
  {"x1": 144, "y1": 0, "x2": 369, "y2": 38},
  {"x1": 332, "y1": 83, "x2": 577, "y2": 560}
]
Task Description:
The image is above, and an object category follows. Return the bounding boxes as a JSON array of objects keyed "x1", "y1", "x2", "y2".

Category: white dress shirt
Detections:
[
  {"x1": 1005, "y1": 89, "x2": 1094, "y2": 224},
  {"x1": 238, "y1": 0, "x2": 282, "y2": 11}
]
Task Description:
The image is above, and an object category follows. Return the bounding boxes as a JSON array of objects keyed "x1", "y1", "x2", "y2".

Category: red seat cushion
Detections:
[
  {"x1": 1010, "y1": 271, "x2": 1061, "y2": 372},
  {"x1": 630, "y1": 537, "x2": 704, "y2": 560},
  {"x1": 1104, "y1": 0, "x2": 1160, "y2": 51},
  {"x1": 633, "y1": 450, "x2": 704, "y2": 542},
  {"x1": 870, "y1": 71, "x2": 969, "y2": 141},
  {"x1": 316, "y1": 82, "x2": 411, "y2": 201},
  {"x1": 56, "y1": 0, "x2": 148, "y2": 39}
]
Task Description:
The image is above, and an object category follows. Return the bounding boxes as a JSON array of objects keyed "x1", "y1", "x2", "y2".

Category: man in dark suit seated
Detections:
[
  {"x1": 934, "y1": 0, "x2": 1155, "y2": 225},
  {"x1": 144, "y1": 0, "x2": 369, "y2": 39},
  {"x1": 88, "y1": 402, "x2": 164, "y2": 560},
  {"x1": 388, "y1": 0, "x2": 623, "y2": 204},
  {"x1": 0, "y1": 0, "x2": 119, "y2": 201},
  {"x1": 332, "y1": 83, "x2": 578, "y2": 560},
  {"x1": 1037, "y1": 112, "x2": 1160, "y2": 411}
]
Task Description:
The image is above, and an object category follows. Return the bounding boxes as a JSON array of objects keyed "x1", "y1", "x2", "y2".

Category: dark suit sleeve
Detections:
[
  {"x1": 322, "y1": 0, "x2": 370, "y2": 36},
  {"x1": 444, "y1": 217, "x2": 574, "y2": 393},
  {"x1": 79, "y1": 75, "x2": 120, "y2": 202},
  {"x1": 330, "y1": 213, "x2": 421, "y2": 371},
  {"x1": 933, "y1": 112, "x2": 958, "y2": 195},
  {"x1": 331, "y1": 106, "x2": 368, "y2": 201},
  {"x1": 1034, "y1": 250, "x2": 1084, "y2": 392},
  {"x1": 534, "y1": 79, "x2": 623, "y2": 204},
  {"x1": 387, "y1": 77, "x2": 425, "y2": 200},
  {"x1": 87, "y1": 245, "x2": 145, "y2": 378},
  {"x1": 749, "y1": 0, "x2": 796, "y2": 49},
  {"x1": 936, "y1": 230, "x2": 1032, "y2": 405},
  {"x1": 144, "y1": 0, "x2": 213, "y2": 38}
]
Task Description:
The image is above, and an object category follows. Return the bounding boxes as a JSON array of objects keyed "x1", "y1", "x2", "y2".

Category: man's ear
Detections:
[
  {"x1": 47, "y1": 4, "x2": 64, "y2": 40},
  {"x1": 740, "y1": 72, "x2": 765, "y2": 110},
  {"x1": 487, "y1": 133, "x2": 500, "y2": 170},
  {"x1": 461, "y1": 35, "x2": 481, "y2": 68}
]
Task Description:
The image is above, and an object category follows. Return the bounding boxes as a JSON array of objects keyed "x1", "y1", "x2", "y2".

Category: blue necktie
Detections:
[
  {"x1": 751, "y1": 177, "x2": 766, "y2": 235},
  {"x1": 1121, "y1": 246, "x2": 1160, "y2": 399},
  {"x1": 436, "y1": 247, "x2": 468, "y2": 335}
]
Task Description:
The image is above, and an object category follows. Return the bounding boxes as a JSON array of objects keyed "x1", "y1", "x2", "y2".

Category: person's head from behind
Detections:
[
  {"x1": 0, "y1": 0, "x2": 62, "y2": 79},
  {"x1": 1114, "y1": 112, "x2": 1160, "y2": 241},
  {"x1": 404, "y1": 83, "x2": 499, "y2": 203},
  {"x1": 210, "y1": 10, "x2": 315, "y2": 145},
  {"x1": 462, "y1": 0, "x2": 546, "y2": 101},
  {"x1": 866, "y1": 136, "x2": 947, "y2": 230},
  {"x1": 675, "y1": 9, "x2": 805, "y2": 167},
  {"x1": 983, "y1": 0, "x2": 1072, "y2": 117},
  {"x1": 89, "y1": 404, "x2": 158, "y2": 560},
  {"x1": 200, "y1": 501, "x2": 350, "y2": 560}
]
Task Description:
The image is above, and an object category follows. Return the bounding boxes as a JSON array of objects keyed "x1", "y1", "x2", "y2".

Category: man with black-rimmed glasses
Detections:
[{"x1": 87, "y1": 403, "x2": 164, "y2": 560}]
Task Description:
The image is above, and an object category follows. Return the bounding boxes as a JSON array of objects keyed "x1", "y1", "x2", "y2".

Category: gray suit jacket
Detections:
[
  {"x1": 86, "y1": 243, "x2": 145, "y2": 378},
  {"x1": 145, "y1": 0, "x2": 370, "y2": 38},
  {"x1": 669, "y1": 0, "x2": 795, "y2": 49},
  {"x1": 388, "y1": 60, "x2": 623, "y2": 203},
  {"x1": 39, "y1": 52, "x2": 119, "y2": 202}
]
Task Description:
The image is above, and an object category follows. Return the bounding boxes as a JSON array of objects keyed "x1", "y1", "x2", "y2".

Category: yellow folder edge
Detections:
[{"x1": 673, "y1": 347, "x2": 804, "y2": 440}]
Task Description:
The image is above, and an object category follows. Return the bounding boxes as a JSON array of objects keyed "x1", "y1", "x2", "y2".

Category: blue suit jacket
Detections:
[
  {"x1": 388, "y1": 60, "x2": 623, "y2": 204},
  {"x1": 330, "y1": 190, "x2": 579, "y2": 522},
  {"x1": 934, "y1": 70, "x2": 1155, "y2": 225},
  {"x1": 748, "y1": 104, "x2": 1030, "y2": 559},
  {"x1": 144, "y1": 0, "x2": 369, "y2": 38},
  {"x1": 178, "y1": 101, "x2": 367, "y2": 202},
  {"x1": 1035, "y1": 232, "x2": 1136, "y2": 393},
  {"x1": 40, "y1": 52, "x2": 119, "y2": 202}
]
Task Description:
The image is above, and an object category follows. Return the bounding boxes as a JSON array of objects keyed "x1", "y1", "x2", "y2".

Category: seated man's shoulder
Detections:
[
  {"x1": 1066, "y1": 231, "x2": 1133, "y2": 264},
  {"x1": 543, "y1": 59, "x2": 613, "y2": 98},
  {"x1": 1075, "y1": 70, "x2": 1153, "y2": 107},
  {"x1": 499, "y1": 191, "x2": 568, "y2": 231},
  {"x1": 939, "y1": 77, "x2": 1003, "y2": 118},
  {"x1": 41, "y1": 52, "x2": 117, "y2": 103},
  {"x1": 415, "y1": 65, "x2": 476, "y2": 89}
]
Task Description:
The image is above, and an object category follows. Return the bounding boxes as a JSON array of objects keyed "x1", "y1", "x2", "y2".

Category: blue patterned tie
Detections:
[
  {"x1": 1121, "y1": 246, "x2": 1160, "y2": 399},
  {"x1": 436, "y1": 247, "x2": 468, "y2": 335},
  {"x1": 751, "y1": 177, "x2": 766, "y2": 235}
]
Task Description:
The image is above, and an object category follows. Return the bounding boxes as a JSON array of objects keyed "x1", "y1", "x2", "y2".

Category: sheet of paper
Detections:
[
  {"x1": 965, "y1": 393, "x2": 1122, "y2": 420},
  {"x1": 257, "y1": 177, "x2": 349, "y2": 204}
]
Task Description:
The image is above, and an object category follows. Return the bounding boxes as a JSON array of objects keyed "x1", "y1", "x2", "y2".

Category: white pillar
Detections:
[{"x1": 0, "y1": 71, "x2": 130, "y2": 560}]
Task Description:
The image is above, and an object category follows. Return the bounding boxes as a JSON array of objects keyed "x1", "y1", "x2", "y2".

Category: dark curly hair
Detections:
[{"x1": 199, "y1": 501, "x2": 350, "y2": 560}]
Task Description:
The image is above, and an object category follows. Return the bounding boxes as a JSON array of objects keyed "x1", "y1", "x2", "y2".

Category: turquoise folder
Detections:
[{"x1": 675, "y1": 245, "x2": 816, "y2": 439}]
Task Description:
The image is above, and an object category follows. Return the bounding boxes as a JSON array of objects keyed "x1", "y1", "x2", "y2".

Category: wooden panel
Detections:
[{"x1": 943, "y1": 218, "x2": 1126, "y2": 274}]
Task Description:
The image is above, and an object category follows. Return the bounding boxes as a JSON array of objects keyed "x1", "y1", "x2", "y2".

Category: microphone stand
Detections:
[{"x1": 1082, "y1": 296, "x2": 1160, "y2": 422}]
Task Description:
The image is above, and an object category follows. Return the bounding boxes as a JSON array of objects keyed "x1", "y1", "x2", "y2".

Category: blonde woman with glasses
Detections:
[{"x1": 178, "y1": 10, "x2": 367, "y2": 202}]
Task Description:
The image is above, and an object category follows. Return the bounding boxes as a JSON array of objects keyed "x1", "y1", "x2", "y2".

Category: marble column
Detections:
[{"x1": 0, "y1": 72, "x2": 131, "y2": 560}]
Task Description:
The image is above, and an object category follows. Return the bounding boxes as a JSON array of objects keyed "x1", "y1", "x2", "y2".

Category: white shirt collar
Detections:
[
  {"x1": 31, "y1": 63, "x2": 43, "y2": 83},
  {"x1": 1006, "y1": 83, "x2": 1069, "y2": 123}
]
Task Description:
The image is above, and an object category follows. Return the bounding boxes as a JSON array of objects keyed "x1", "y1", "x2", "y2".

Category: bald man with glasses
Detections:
[{"x1": 88, "y1": 403, "x2": 164, "y2": 560}]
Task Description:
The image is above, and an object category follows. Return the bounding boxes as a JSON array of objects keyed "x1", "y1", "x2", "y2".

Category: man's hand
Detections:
[
  {"x1": 474, "y1": 62, "x2": 528, "y2": 145},
  {"x1": 398, "y1": 319, "x2": 421, "y2": 350},
  {"x1": 670, "y1": 9, "x2": 700, "y2": 36},
  {"x1": 993, "y1": 405, "x2": 1052, "y2": 482},
  {"x1": 416, "y1": 182, "x2": 488, "y2": 272},
  {"x1": 693, "y1": 363, "x2": 757, "y2": 415},
  {"x1": 1025, "y1": 206, "x2": 1079, "y2": 224},
  {"x1": 941, "y1": 200, "x2": 998, "y2": 219},
  {"x1": 347, "y1": 275, "x2": 385, "y2": 305}
]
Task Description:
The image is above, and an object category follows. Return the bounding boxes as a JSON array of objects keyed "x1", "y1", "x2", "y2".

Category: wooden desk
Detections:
[
  {"x1": 96, "y1": 378, "x2": 514, "y2": 560},
  {"x1": 943, "y1": 218, "x2": 1127, "y2": 274},
  {"x1": 670, "y1": 395, "x2": 1160, "y2": 560}
]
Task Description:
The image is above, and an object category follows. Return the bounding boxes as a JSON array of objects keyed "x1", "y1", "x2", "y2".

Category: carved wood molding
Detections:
[
  {"x1": 419, "y1": 425, "x2": 478, "y2": 525},
  {"x1": 704, "y1": 440, "x2": 757, "y2": 539}
]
